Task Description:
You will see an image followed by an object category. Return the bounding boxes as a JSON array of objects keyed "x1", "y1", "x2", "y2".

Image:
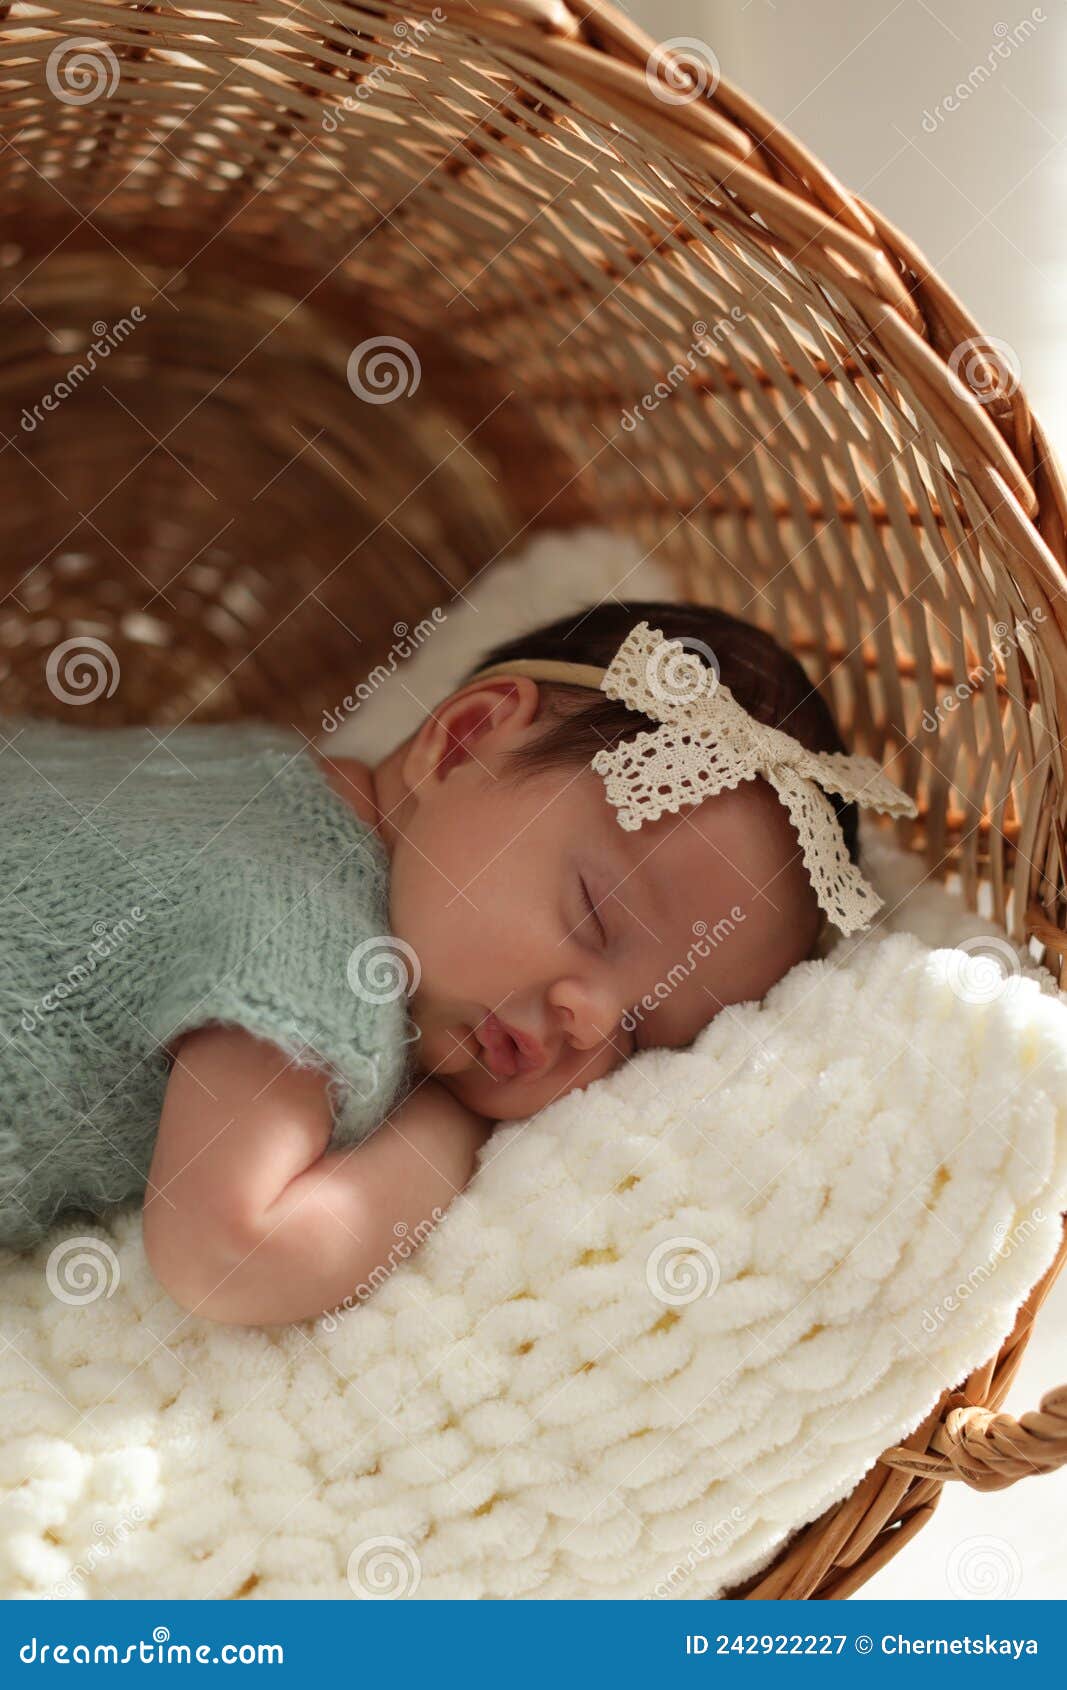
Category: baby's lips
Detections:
[{"x1": 473, "y1": 1013, "x2": 520, "y2": 1079}]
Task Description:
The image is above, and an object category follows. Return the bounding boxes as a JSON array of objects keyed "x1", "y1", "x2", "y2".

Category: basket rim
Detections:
[{"x1": 414, "y1": 0, "x2": 1067, "y2": 655}]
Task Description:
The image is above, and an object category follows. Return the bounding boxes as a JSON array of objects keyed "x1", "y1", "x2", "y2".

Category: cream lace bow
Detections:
[{"x1": 589, "y1": 622, "x2": 918, "y2": 936}]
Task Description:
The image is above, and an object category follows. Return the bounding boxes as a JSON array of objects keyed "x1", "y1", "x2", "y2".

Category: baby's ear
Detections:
[{"x1": 400, "y1": 675, "x2": 541, "y2": 792}]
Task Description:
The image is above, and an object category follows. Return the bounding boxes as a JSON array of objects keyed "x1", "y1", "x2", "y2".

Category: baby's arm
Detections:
[{"x1": 143, "y1": 1025, "x2": 490, "y2": 1326}]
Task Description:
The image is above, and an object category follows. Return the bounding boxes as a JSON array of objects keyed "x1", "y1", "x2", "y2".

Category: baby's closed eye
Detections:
[{"x1": 576, "y1": 872, "x2": 608, "y2": 947}]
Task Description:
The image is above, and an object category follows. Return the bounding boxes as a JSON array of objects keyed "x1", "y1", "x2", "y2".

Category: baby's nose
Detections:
[{"x1": 548, "y1": 978, "x2": 619, "y2": 1052}]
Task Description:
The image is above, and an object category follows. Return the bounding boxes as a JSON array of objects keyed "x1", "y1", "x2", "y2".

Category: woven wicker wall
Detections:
[{"x1": 2, "y1": 3, "x2": 1065, "y2": 969}]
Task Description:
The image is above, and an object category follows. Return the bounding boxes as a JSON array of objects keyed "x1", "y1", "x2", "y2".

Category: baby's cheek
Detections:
[
  {"x1": 530, "y1": 1038, "x2": 626, "y2": 1110},
  {"x1": 393, "y1": 871, "x2": 469, "y2": 976}
]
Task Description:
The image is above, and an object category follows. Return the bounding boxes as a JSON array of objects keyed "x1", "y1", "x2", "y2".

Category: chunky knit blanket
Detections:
[
  {"x1": 1, "y1": 833, "x2": 1065, "y2": 1599},
  {"x1": 2, "y1": 533, "x2": 1065, "y2": 1598}
]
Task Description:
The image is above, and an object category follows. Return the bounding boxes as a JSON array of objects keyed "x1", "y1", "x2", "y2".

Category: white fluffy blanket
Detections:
[{"x1": 1, "y1": 532, "x2": 1065, "y2": 1599}]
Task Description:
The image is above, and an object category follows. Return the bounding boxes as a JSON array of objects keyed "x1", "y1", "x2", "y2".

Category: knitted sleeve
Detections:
[{"x1": 147, "y1": 775, "x2": 413, "y2": 1152}]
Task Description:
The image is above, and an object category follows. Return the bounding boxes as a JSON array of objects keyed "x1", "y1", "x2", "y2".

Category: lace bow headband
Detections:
[{"x1": 471, "y1": 621, "x2": 917, "y2": 936}]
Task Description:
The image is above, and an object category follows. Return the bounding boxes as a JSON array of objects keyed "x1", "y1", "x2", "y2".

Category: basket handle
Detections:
[
  {"x1": 882, "y1": 1220, "x2": 1067, "y2": 1490},
  {"x1": 881, "y1": 1386, "x2": 1067, "y2": 1491}
]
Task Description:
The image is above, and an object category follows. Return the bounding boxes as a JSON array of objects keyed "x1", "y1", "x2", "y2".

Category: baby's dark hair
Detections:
[{"x1": 468, "y1": 599, "x2": 859, "y2": 867}]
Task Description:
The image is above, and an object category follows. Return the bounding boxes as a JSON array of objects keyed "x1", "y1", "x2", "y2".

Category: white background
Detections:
[{"x1": 625, "y1": 0, "x2": 1066, "y2": 1603}]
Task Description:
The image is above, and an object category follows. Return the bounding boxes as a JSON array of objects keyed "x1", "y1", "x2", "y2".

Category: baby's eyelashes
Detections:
[{"x1": 576, "y1": 873, "x2": 607, "y2": 947}]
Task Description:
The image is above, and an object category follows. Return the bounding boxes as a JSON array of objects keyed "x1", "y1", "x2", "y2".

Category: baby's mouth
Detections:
[{"x1": 473, "y1": 1013, "x2": 545, "y2": 1081}]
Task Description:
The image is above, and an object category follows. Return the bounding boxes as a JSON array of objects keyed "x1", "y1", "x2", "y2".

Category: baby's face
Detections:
[{"x1": 382, "y1": 680, "x2": 822, "y2": 1120}]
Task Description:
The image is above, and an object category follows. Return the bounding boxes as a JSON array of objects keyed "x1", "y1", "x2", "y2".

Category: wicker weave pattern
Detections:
[{"x1": 0, "y1": 0, "x2": 1065, "y2": 1597}]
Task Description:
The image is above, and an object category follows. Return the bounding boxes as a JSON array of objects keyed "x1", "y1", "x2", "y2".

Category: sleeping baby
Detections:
[{"x1": 0, "y1": 600, "x2": 915, "y2": 1323}]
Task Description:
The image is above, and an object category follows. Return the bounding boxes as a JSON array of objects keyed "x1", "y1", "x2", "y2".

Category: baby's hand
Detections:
[{"x1": 144, "y1": 1026, "x2": 490, "y2": 1327}]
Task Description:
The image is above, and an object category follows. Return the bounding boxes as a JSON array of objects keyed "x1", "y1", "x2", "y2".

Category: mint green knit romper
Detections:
[{"x1": 0, "y1": 718, "x2": 413, "y2": 1250}]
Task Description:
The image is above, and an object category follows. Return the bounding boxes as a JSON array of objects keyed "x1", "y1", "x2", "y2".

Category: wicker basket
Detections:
[{"x1": 1, "y1": 0, "x2": 1065, "y2": 1597}]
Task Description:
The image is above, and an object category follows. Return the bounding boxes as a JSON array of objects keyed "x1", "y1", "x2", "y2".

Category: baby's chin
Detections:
[
  {"x1": 436, "y1": 1067, "x2": 579, "y2": 1121},
  {"x1": 437, "y1": 1069, "x2": 542, "y2": 1121}
]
